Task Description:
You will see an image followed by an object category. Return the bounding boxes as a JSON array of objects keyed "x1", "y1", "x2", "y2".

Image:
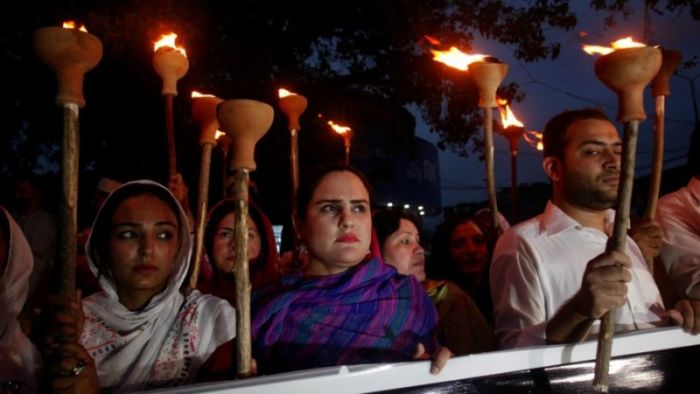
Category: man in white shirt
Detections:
[
  {"x1": 490, "y1": 108, "x2": 700, "y2": 349},
  {"x1": 658, "y1": 128, "x2": 700, "y2": 300}
]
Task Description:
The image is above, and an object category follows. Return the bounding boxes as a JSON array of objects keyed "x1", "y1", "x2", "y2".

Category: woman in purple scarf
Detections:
[{"x1": 252, "y1": 165, "x2": 450, "y2": 374}]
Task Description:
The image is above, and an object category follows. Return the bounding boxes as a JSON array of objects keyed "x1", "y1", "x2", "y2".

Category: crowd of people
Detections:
[{"x1": 2, "y1": 108, "x2": 700, "y2": 393}]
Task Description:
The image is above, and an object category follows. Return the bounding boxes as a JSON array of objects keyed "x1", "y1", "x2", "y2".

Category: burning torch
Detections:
[
  {"x1": 328, "y1": 120, "x2": 353, "y2": 165},
  {"x1": 153, "y1": 33, "x2": 189, "y2": 177},
  {"x1": 431, "y1": 42, "x2": 508, "y2": 232},
  {"x1": 33, "y1": 21, "x2": 102, "y2": 295},
  {"x1": 217, "y1": 99, "x2": 274, "y2": 377},
  {"x1": 497, "y1": 99, "x2": 525, "y2": 222},
  {"x1": 188, "y1": 91, "x2": 223, "y2": 290},
  {"x1": 583, "y1": 36, "x2": 662, "y2": 391},
  {"x1": 278, "y1": 88, "x2": 308, "y2": 265}
]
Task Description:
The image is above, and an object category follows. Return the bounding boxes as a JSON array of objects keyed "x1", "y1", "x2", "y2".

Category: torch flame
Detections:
[
  {"x1": 215, "y1": 130, "x2": 225, "y2": 140},
  {"x1": 62, "y1": 21, "x2": 87, "y2": 32},
  {"x1": 432, "y1": 47, "x2": 487, "y2": 71},
  {"x1": 328, "y1": 120, "x2": 351, "y2": 135},
  {"x1": 278, "y1": 88, "x2": 298, "y2": 98},
  {"x1": 154, "y1": 33, "x2": 187, "y2": 57},
  {"x1": 497, "y1": 100, "x2": 524, "y2": 129},
  {"x1": 423, "y1": 35, "x2": 441, "y2": 46},
  {"x1": 191, "y1": 91, "x2": 216, "y2": 98},
  {"x1": 582, "y1": 36, "x2": 646, "y2": 56},
  {"x1": 524, "y1": 130, "x2": 543, "y2": 151}
]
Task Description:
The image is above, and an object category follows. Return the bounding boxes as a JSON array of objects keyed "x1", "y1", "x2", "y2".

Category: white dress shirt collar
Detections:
[{"x1": 540, "y1": 201, "x2": 614, "y2": 236}]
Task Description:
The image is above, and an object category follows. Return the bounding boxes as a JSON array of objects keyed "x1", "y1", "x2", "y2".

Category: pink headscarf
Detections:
[{"x1": 0, "y1": 205, "x2": 42, "y2": 391}]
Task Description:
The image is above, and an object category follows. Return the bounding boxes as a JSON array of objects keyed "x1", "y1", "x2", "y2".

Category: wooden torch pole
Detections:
[
  {"x1": 591, "y1": 45, "x2": 662, "y2": 392},
  {"x1": 501, "y1": 125, "x2": 524, "y2": 223},
  {"x1": 219, "y1": 135, "x2": 232, "y2": 197},
  {"x1": 218, "y1": 99, "x2": 274, "y2": 378},
  {"x1": 165, "y1": 94, "x2": 177, "y2": 176},
  {"x1": 33, "y1": 24, "x2": 102, "y2": 296}
]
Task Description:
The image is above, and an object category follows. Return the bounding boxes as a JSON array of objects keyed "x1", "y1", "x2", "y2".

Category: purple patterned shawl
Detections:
[{"x1": 252, "y1": 257, "x2": 438, "y2": 374}]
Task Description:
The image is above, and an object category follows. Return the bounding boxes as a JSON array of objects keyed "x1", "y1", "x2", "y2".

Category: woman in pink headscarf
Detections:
[
  {"x1": 0, "y1": 205, "x2": 42, "y2": 393},
  {"x1": 42, "y1": 180, "x2": 236, "y2": 393}
]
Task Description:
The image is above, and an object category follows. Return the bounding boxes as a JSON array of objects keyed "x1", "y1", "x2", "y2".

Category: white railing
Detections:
[{"x1": 145, "y1": 326, "x2": 700, "y2": 394}]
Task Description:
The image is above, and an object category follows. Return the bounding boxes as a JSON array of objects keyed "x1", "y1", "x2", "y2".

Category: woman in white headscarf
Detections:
[
  {"x1": 0, "y1": 205, "x2": 42, "y2": 393},
  {"x1": 45, "y1": 180, "x2": 236, "y2": 393}
]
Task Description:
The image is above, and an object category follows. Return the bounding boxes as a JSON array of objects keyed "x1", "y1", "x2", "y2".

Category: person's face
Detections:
[
  {"x1": 449, "y1": 220, "x2": 488, "y2": 275},
  {"x1": 547, "y1": 118, "x2": 622, "y2": 210},
  {"x1": 211, "y1": 212, "x2": 262, "y2": 272},
  {"x1": 107, "y1": 194, "x2": 179, "y2": 302},
  {"x1": 299, "y1": 171, "x2": 371, "y2": 275},
  {"x1": 382, "y1": 219, "x2": 425, "y2": 281}
]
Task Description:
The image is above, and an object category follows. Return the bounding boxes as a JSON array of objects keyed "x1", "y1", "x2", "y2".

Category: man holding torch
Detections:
[{"x1": 490, "y1": 108, "x2": 700, "y2": 350}]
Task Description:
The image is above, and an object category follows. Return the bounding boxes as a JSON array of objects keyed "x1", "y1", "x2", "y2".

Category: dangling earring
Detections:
[{"x1": 287, "y1": 243, "x2": 308, "y2": 273}]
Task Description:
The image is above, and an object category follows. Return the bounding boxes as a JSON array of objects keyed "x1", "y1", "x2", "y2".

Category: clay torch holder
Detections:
[
  {"x1": 651, "y1": 49, "x2": 682, "y2": 97},
  {"x1": 153, "y1": 47, "x2": 189, "y2": 96},
  {"x1": 501, "y1": 125, "x2": 525, "y2": 154},
  {"x1": 594, "y1": 47, "x2": 662, "y2": 122},
  {"x1": 218, "y1": 99, "x2": 274, "y2": 171},
  {"x1": 33, "y1": 26, "x2": 103, "y2": 107},
  {"x1": 193, "y1": 95, "x2": 224, "y2": 144},
  {"x1": 279, "y1": 94, "x2": 308, "y2": 131},
  {"x1": 469, "y1": 62, "x2": 508, "y2": 108}
]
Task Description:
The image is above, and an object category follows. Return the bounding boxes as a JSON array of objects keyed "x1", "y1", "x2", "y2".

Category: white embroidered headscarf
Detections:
[
  {"x1": 0, "y1": 206, "x2": 42, "y2": 392},
  {"x1": 81, "y1": 180, "x2": 236, "y2": 392}
]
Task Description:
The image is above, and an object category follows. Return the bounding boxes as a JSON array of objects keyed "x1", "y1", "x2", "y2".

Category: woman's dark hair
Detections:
[
  {"x1": 91, "y1": 183, "x2": 182, "y2": 280},
  {"x1": 204, "y1": 199, "x2": 271, "y2": 271},
  {"x1": 296, "y1": 164, "x2": 373, "y2": 220},
  {"x1": 426, "y1": 212, "x2": 494, "y2": 280},
  {"x1": 373, "y1": 209, "x2": 422, "y2": 248}
]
